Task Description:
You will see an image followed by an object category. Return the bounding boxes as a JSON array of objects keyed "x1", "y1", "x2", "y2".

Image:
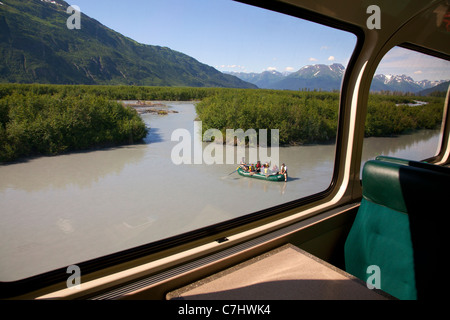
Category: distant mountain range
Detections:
[
  {"x1": 0, "y1": 0, "x2": 447, "y2": 94},
  {"x1": 0, "y1": 0, "x2": 256, "y2": 88},
  {"x1": 371, "y1": 74, "x2": 448, "y2": 94},
  {"x1": 227, "y1": 64, "x2": 346, "y2": 91},
  {"x1": 227, "y1": 63, "x2": 449, "y2": 95}
]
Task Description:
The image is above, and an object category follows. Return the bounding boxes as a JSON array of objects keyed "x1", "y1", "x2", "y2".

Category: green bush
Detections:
[
  {"x1": 196, "y1": 90, "x2": 444, "y2": 145},
  {"x1": 365, "y1": 96, "x2": 443, "y2": 137},
  {"x1": 196, "y1": 90, "x2": 340, "y2": 145},
  {"x1": 0, "y1": 89, "x2": 148, "y2": 162}
]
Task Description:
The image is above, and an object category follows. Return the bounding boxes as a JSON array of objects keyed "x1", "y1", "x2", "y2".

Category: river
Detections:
[{"x1": 0, "y1": 102, "x2": 441, "y2": 281}]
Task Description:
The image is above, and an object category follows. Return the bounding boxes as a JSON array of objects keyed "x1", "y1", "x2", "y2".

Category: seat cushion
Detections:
[{"x1": 345, "y1": 199, "x2": 417, "y2": 300}]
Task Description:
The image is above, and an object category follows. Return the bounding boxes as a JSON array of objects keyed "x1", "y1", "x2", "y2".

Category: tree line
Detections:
[{"x1": 0, "y1": 84, "x2": 222, "y2": 102}]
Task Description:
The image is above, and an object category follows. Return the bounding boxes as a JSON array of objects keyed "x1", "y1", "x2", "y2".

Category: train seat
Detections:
[{"x1": 345, "y1": 159, "x2": 449, "y2": 300}]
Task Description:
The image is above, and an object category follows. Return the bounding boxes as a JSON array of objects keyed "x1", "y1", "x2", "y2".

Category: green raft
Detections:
[{"x1": 237, "y1": 167, "x2": 286, "y2": 182}]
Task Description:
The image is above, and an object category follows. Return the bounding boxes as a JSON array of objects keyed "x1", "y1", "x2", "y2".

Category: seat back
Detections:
[{"x1": 345, "y1": 159, "x2": 449, "y2": 300}]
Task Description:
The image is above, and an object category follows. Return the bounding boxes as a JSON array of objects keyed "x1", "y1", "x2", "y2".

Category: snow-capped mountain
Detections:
[
  {"x1": 371, "y1": 74, "x2": 448, "y2": 93},
  {"x1": 372, "y1": 74, "x2": 417, "y2": 93},
  {"x1": 227, "y1": 64, "x2": 345, "y2": 91},
  {"x1": 227, "y1": 63, "x2": 448, "y2": 94},
  {"x1": 270, "y1": 63, "x2": 345, "y2": 91}
]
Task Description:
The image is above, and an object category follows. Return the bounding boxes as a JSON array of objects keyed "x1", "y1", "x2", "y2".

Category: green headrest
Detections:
[
  {"x1": 362, "y1": 160, "x2": 450, "y2": 214},
  {"x1": 362, "y1": 160, "x2": 408, "y2": 213}
]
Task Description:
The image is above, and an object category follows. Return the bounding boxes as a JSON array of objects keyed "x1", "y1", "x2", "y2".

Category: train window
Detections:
[
  {"x1": 0, "y1": 0, "x2": 356, "y2": 282},
  {"x1": 361, "y1": 46, "x2": 450, "y2": 170}
]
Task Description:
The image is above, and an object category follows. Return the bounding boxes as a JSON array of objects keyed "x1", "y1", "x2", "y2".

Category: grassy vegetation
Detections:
[{"x1": 0, "y1": 84, "x2": 445, "y2": 162}]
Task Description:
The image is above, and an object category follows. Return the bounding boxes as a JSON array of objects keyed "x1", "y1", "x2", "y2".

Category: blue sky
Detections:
[
  {"x1": 69, "y1": 0, "x2": 356, "y2": 73},
  {"x1": 69, "y1": 0, "x2": 448, "y2": 81},
  {"x1": 374, "y1": 47, "x2": 450, "y2": 82}
]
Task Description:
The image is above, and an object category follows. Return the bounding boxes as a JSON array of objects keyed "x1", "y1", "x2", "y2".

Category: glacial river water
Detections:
[{"x1": 0, "y1": 102, "x2": 441, "y2": 281}]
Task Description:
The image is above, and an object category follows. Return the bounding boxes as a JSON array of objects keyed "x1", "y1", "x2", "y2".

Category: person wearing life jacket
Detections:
[
  {"x1": 272, "y1": 164, "x2": 279, "y2": 174},
  {"x1": 240, "y1": 157, "x2": 248, "y2": 171},
  {"x1": 263, "y1": 163, "x2": 270, "y2": 176},
  {"x1": 256, "y1": 161, "x2": 261, "y2": 173},
  {"x1": 280, "y1": 163, "x2": 288, "y2": 182}
]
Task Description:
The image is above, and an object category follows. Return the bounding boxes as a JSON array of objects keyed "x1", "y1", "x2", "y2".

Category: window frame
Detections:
[
  {"x1": 361, "y1": 42, "x2": 450, "y2": 167},
  {"x1": 0, "y1": 0, "x2": 365, "y2": 298}
]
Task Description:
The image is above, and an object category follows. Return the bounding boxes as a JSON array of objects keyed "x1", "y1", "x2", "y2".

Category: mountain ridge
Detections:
[
  {"x1": 0, "y1": 0, "x2": 256, "y2": 88},
  {"x1": 227, "y1": 63, "x2": 448, "y2": 94}
]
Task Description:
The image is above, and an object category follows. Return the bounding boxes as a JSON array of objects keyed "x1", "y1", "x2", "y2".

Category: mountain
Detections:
[
  {"x1": 372, "y1": 74, "x2": 418, "y2": 93},
  {"x1": 229, "y1": 63, "x2": 447, "y2": 94},
  {"x1": 371, "y1": 75, "x2": 448, "y2": 94},
  {"x1": 226, "y1": 70, "x2": 285, "y2": 89},
  {"x1": 226, "y1": 64, "x2": 345, "y2": 91},
  {"x1": 416, "y1": 79, "x2": 447, "y2": 90},
  {"x1": 0, "y1": 0, "x2": 256, "y2": 88},
  {"x1": 227, "y1": 63, "x2": 346, "y2": 91},
  {"x1": 271, "y1": 63, "x2": 345, "y2": 91},
  {"x1": 417, "y1": 80, "x2": 450, "y2": 96}
]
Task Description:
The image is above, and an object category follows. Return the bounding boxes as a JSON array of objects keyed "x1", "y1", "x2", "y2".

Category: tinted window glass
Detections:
[{"x1": 0, "y1": 0, "x2": 356, "y2": 281}]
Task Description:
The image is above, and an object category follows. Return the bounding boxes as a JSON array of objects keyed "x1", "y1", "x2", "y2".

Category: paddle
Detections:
[{"x1": 228, "y1": 167, "x2": 239, "y2": 176}]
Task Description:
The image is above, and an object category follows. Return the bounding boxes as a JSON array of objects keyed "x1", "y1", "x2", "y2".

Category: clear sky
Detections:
[
  {"x1": 68, "y1": 0, "x2": 356, "y2": 73},
  {"x1": 68, "y1": 0, "x2": 448, "y2": 81}
]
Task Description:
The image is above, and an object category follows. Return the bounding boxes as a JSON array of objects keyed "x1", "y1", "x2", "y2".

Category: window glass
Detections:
[
  {"x1": 361, "y1": 46, "x2": 450, "y2": 171},
  {"x1": 0, "y1": 0, "x2": 356, "y2": 281}
]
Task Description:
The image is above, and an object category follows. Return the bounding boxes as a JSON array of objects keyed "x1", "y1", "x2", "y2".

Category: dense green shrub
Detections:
[
  {"x1": 365, "y1": 96, "x2": 443, "y2": 137},
  {"x1": 196, "y1": 90, "x2": 339, "y2": 145},
  {"x1": 196, "y1": 90, "x2": 444, "y2": 145},
  {"x1": 0, "y1": 91, "x2": 148, "y2": 162}
]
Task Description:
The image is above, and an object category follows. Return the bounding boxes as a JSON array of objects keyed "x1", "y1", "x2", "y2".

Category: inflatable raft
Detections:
[{"x1": 237, "y1": 167, "x2": 286, "y2": 182}]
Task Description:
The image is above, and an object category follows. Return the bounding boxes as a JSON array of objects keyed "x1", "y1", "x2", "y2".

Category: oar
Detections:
[
  {"x1": 228, "y1": 167, "x2": 239, "y2": 176},
  {"x1": 220, "y1": 167, "x2": 240, "y2": 179}
]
